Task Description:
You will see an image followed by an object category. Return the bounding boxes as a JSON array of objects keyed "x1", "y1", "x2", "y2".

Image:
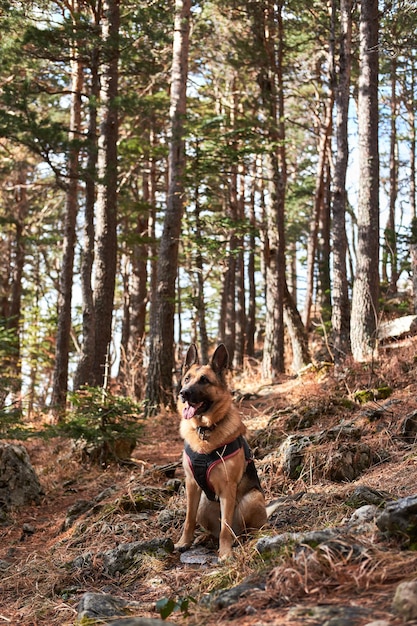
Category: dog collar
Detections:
[{"x1": 196, "y1": 424, "x2": 216, "y2": 441}]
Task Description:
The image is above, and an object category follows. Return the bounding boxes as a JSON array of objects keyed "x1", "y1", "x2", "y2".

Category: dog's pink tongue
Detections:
[{"x1": 183, "y1": 402, "x2": 202, "y2": 420}]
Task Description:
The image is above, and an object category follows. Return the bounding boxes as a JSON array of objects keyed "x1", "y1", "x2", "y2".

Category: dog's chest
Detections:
[{"x1": 184, "y1": 437, "x2": 244, "y2": 501}]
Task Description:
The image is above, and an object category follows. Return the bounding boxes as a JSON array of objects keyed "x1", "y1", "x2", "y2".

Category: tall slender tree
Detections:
[
  {"x1": 303, "y1": 58, "x2": 334, "y2": 332},
  {"x1": 256, "y1": 1, "x2": 286, "y2": 379},
  {"x1": 382, "y1": 54, "x2": 399, "y2": 292},
  {"x1": 51, "y1": 1, "x2": 83, "y2": 412},
  {"x1": 145, "y1": 0, "x2": 191, "y2": 413},
  {"x1": 331, "y1": 0, "x2": 353, "y2": 362},
  {"x1": 350, "y1": 0, "x2": 380, "y2": 362},
  {"x1": 92, "y1": 0, "x2": 120, "y2": 386},
  {"x1": 74, "y1": 2, "x2": 100, "y2": 391}
]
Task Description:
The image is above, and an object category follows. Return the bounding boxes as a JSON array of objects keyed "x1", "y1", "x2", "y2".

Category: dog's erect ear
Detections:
[
  {"x1": 210, "y1": 344, "x2": 229, "y2": 377},
  {"x1": 184, "y1": 343, "x2": 199, "y2": 372}
]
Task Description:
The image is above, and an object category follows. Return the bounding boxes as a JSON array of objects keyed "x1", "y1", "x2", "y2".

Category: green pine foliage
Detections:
[{"x1": 49, "y1": 386, "x2": 144, "y2": 449}]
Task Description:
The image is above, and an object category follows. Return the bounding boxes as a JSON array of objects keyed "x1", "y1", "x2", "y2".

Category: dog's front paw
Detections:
[
  {"x1": 218, "y1": 548, "x2": 234, "y2": 563},
  {"x1": 174, "y1": 541, "x2": 192, "y2": 553}
]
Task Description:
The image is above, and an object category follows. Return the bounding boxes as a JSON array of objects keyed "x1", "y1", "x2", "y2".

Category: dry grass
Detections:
[{"x1": 1, "y1": 338, "x2": 417, "y2": 625}]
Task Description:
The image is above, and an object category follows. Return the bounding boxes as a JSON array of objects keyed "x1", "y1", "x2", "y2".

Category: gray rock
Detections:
[
  {"x1": 289, "y1": 604, "x2": 371, "y2": 625},
  {"x1": 78, "y1": 591, "x2": 176, "y2": 625},
  {"x1": 401, "y1": 411, "x2": 417, "y2": 443},
  {"x1": 0, "y1": 443, "x2": 43, "y2": 510},
  {"x1": 78, "y1": 592, "x2": 141, "y2": 619},
  {"x1": 179, "y1": 547, "x2": 218, "y2": 565},
  {"x1": 62, "y1": 499, "x2": 95, "y2": 530},
  {"x1": 378, "y1": 314, "x2": 417, "y2": 340},
  {"x1": 322, "y1": 443, "x2": 375, "y2": 482},
  {"x1": 204, "y1": 577, "x2": 265, "y2": 610},
  {"x1": 71, "y1": 552, "x2": 93, "y2": 569},
  {"x1": 256, "y1": 528, "x2": 341, "y2": 554},
  {"x1": 348, "y1": 485, "x2": 392, "y2": 507},
  {"x1": 317, "y1": 422, "x2": 362, "y2": 444},
  {"x1": 310, "y1": 539, "x2": 369, "y2": 563},
  {"x1": 95, "y1": 486, "x2": 118, "y2": 502},
  {"x1": 392, "y1": 580, "x2": 417, "y2": 620},
  {"x1": 103, "y1": 538, "x2": 174, "y2": 576},
  {"x1": 347, "y1": 504, "x2": 380, "y2": 526},
  {"x1": 376, "y1": 494, "x2": 417, "y2": 542},
  {"x1": 298, "y1": 529, "x2": 342, "y2": 546},
  {"x1": 157, "y1": 509, "x2": 181, "y2": 532},
  {"x1": 279, "y1": 435, "x2": 313, "y2": 478}
]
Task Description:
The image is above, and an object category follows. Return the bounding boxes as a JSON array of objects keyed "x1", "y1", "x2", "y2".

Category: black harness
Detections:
[{"x1": 184, "y1": 435, "x2": 263, "y2": 502}]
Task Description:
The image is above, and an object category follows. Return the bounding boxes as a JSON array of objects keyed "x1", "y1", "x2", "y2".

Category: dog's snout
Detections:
[{"x1": 180, "y1": 387, "x2": 190, "y2": 402}]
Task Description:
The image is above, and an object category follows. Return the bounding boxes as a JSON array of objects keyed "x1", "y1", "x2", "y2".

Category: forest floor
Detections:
[{"x1": 1, "y1": 337, "x2": 417, "y2": 625}]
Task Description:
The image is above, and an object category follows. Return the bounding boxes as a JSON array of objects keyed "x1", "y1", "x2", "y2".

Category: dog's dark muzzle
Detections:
[{"x1": 180, "y1": 386, "x2": 212, "y2": 419}]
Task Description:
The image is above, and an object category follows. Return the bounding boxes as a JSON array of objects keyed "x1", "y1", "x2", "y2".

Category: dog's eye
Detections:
[
  {"x1": 183, "y1": 374, "x2": 190, "y2": 383},
  {"x1": 199, "y1": 375, "x2": 210, "y2": 384}
]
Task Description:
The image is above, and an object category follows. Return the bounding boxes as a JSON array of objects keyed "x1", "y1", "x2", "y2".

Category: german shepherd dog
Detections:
[{"x1": 175, "y1": 343, "x2": 267, "y2": 561}]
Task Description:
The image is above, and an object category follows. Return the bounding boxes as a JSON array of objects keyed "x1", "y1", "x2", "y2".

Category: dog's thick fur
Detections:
[{"x1": 175, "y1": 344, "x2": 267, "y2": 560}]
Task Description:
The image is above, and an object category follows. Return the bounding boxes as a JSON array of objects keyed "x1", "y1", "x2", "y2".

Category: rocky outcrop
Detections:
[
  {"x1": 378, "y1": 315, "x2": 417, "y2": 341},
  {"x1": 376, "y1": 494, "x2": 417, "y2": 544},
  {"x1": 0, "y1": 443, "x2": 43, "y2": 513},
  {"x1": 393, "y1": 581, "x2": 417, "y2": 621},
  {"x1": 78, "y1": 592, "x2": 173, "y2": 625},
  {"x1": 102, "y1": 538, "x2": 174, "y2": 576},
  {"x1": 260, "y1": 421, "x2": 387, "y2": 482}
]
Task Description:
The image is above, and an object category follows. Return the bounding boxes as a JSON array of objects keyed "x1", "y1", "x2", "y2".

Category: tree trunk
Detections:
[
  {"x1": 284, "y1": 282, "x2": 311, "y2": 372},
  {"x1": 263, "y1": 151, "x2": 285, "y2": 379},
  {"x1": 6, "y1": 160, "x2": 28, "y2": 399},
  {"x1": 194, "y1": 180, "x2": 209, "y2": 364},
  {"x1": 331, "y1": 0, "x2": 352, "y2": 362},
  {"x1": 245, "y1": 159, "x2": 257, "y2": 358},
  {"x1": 92, "y1": 0, "x2": 120, "y2": 386},
  {"x1": 408, "y1": 56, "x2": 416, "y2": 221},
  {"x1": 51, "y1": 7, "x2": 83, "y2": 413},
  {"x1": 350, "y1": 0, "x2": 380, "y2": 362},
  {"x1": 221, "y1": 233, "x2": 236, "y2": 364},
  {"x1": 408, "y1": 59, "x2": 417, "y2": 313},
  {"x1": 253, "y1": 1, "x2": 286, "y2": 380},
  {"x1": 411, "y1": 241, "x2": 417, "y2": 315},
  {"x1": 303, "y1": 60, "x2": 334, "y2": 331},
  {"x1": 222, "y1": 158, "x2": 238, "y2": 365},
  {"x1": 125, "y1": 198, "x2": 149, "y2": 398},
  {"x1": 383, "y1": 56, "x2": 398, "y2": 292},
  {"x1": 73, "y1": 29, "x2": 99, "y2": 391},
  {"x1": 317, "y1": 163, "x2": 332, "y2": 324},
  {"x1": 145, "y1": 0, "x2": 191, "y2": 414}
]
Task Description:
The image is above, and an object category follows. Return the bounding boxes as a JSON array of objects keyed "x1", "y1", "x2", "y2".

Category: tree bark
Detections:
[
  {"x1": 383, "y1": 56, "x2": 399, "y2": 292},
  {"x1": 92, "y1": 0, "x2": 120, "y2": 386},
  {"x1": 303, "y1": 78, "x2": 333, "y2": 331},
  {"x1": 222, "y1": 159, "x2": 238, "y2": 365},
  {"x1": 6, "y1": 159, "x2": 28, "y2": 400},
  {"x1": 331, "y1": 0, "x2": 352, "y2": 362},
  {"x1": 234, "y1": 165, "x2": 246, "y2": 370},
  {"x1": 194, "y1": 176, "x2": 209, "y2": 364},
  {"x1": 350, "y1": 0, "x2": 380, "y2": 362},
  {"x1": 74, "y1": 26, "x2": 99, "y2": 391},
  {"x1": 284, "y1": 282, "x2": 311, "y2": 372},
  {"x1": 408, "y1": 56, "x2": 416, "y2": 221},
  {"x1": 252, "y1": 1, "x2": 286, "y2": 379},
  {"x1": 51, "y1": 5, "x2": 83, "y2": 413},
  {"x1": 145, "y1": 0, "x2": 191, "y2": 414},
  {"x1": 245, "y1": 159, "x2": 257, "y2": 358}
]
